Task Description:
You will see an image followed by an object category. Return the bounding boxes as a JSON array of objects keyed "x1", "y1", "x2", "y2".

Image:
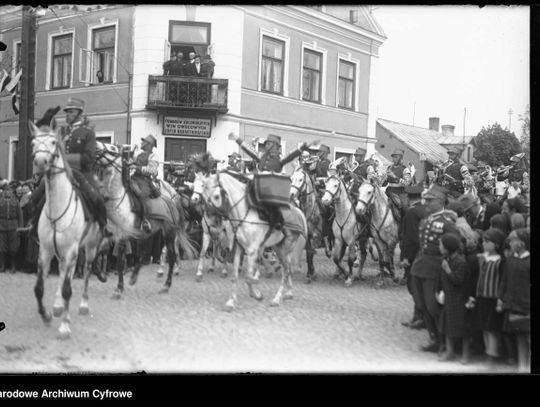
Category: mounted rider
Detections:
[
  {"x1": 234, "y1": 132, "x2": 317, "y2": 230},
  {"x1": 30, "y1": 98, "x2": 108, "y2": 235},
  {"x1": 436, "y1": 147, "x2": 473, "y2": 199},
  {"x1": 383, "y1": 149, "x2": 412, "y2": 226},
  {"x1": 129, "y1": 134, "x2": 160, "y2": 233},
  {"x1": 352, "y1": 148, "x2": 377, "y2": 184},
  {"x1": 475, "y1": 162, "x2": 495, "y2": 203}
]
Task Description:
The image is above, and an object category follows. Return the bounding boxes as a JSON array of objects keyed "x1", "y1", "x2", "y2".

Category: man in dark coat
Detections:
[
  {"x1": 437, "y1": 147, "x2": 473, "y2": 198},
  {"x1": 30, "y1": 98, "x2": 108, "y2": 234},
  {"x1": 0, "y1": 185, "x2": 23, "y2": 273},
  {"x1": 399, "y1": 184, "x2": 427, "y2": 329},
  {"x1": 315, "y1": 144, "x2": 331, "y2": 179},
  {"x1": 410, "y1": 184, "x2": 460, "y2": 353}
]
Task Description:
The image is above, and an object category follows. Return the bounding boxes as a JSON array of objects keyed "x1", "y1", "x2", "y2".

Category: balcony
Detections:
[{"x1": 146, "y1": 75, "x2": 228, "y2": 114}]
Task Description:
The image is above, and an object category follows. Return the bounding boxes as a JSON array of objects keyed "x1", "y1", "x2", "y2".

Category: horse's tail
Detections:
[
  {"x1": 174, "y1": 196, "x2": 198, "y2": 260},
  {"x1": 107, "y1": 215, "x2": 144, "y2": 241}
]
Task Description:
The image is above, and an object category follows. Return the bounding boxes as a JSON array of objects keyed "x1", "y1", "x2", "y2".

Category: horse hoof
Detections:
[
  {"x1": 284, "y1": 293, "x2": 293, "y2": 301},
  {"x1": 325, "y1": 250, "x2": 331, "y2": 258},
  {"x1": 345, "y1": 279, "x2": 353, "y2": 287},
  {"x1": 195, "y1": 274, "x2": 203, "y2": 283},
  {"x1": 208, "y1": 267, "x2": 214, "y2": 273},
  {"x1": 174, "y1": 268, "x2": 180, "y2": 276},
  {"x1": 220, "y1": 271, "x2": 228, "y2": 278},
  {"x1": 78, "y1": 306, "x2": 89, "y2": 316},
  {"x1": 223, "y1": 301, "x2": 235, "y2": 312},
  {"x1": 52, "y1": 306, "x2": 63, "y2": 318},
  {"x1": 129, "y1": 275, "x2": 138, "y2": 286},
  {"x1": 270, "y1": 299, "x2": 280, "y2": 307},
  {"x1": 111, "y1": 291, "x2": 122, "y2": 300},
  {"x1": 246, "y1": 276, "x2": 260, "y2": 285},
  {"x1": 57, "y1": 331, "x2": 71, "y2": 340},
  {"x1": 41, "y1": 312, "x2": 52, "y2": 325},
  {"x1": 159, "y1": 287, "x2": 169, "y2": 294}
]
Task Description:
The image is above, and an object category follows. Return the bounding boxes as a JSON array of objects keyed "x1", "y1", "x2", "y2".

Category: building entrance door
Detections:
[{"x1": 164, "y1": 138, "x2": 206, "y2": 164}]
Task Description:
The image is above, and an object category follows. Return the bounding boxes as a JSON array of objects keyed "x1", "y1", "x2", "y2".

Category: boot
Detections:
[
  {"x1": 0, "y1": 252, "x2": 6, "y2": 273},
  {"x1": 420, "y1": 331, "x2": 439, "y2": 353},
  {"x1": 8, "y1": 251, "x2": 17, "y2": 273}
]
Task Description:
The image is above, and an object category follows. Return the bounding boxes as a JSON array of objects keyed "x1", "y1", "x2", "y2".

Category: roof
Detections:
[
  {"x1": 377, "y1": 119, "x2": 449, "y2": 164},
  {"x1": 435, "y1": 135, "x2": 474, "y2": 145}
]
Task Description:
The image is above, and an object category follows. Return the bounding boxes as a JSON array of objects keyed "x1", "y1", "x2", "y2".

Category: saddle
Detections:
[{"x1": 387, "y1": 192, "x2": 406, "y2": 226}]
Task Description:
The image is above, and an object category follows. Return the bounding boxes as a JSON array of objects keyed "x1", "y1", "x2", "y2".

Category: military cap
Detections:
[
  {"x1": 63, "y1": 97, "x2": 85, "y2": 112},
  {"x1": 422, "y1": 184, "x2": 448, "y2": 201},
  {"x1": 447, "y1": 146, "x2": 461, "y2": 155},
  {"x1": 141, "y1": 134, "x2": 157, "y2": 148},
  {"x1": 228, "y1": 152, "x2": 241, "y2": 159},
  {"x1": 319, "y1": 144, "x2": 331, "y2": 154},
  {"x1": 404, "y1": 184, "x2": 424, "y2": 196},
  {"x1": 265, "y1": 134, "x2": 281, "y2": 145},
  {"x1": 391, "y1": 149, "x2": 405, "y2": 157}
]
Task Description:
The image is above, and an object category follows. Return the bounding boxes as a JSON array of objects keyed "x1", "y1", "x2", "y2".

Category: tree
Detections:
[
  {"x1": 472, "y1": 123, "x2": 522, "y2": 167},
  {"x1": 519, "y1": 104, "x2": 530, "y2": 158}
]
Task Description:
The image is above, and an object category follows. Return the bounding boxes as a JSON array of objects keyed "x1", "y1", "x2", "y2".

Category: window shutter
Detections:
[
  {"x1": 79, "y1": 48, "x2": 94, "y2": 84},
  {"x1": 164, "y1": 39, "x2": 171, "y2": 64}
]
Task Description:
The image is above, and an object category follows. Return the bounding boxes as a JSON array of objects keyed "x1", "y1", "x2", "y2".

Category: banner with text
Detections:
[{"x1": 163, "y1": 117, "x2": 212, "y2": 138}]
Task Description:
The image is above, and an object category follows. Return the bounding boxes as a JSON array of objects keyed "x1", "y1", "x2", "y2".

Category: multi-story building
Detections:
[{"x1": 0, "y1": 5, "x2": 386, "y2": 179}]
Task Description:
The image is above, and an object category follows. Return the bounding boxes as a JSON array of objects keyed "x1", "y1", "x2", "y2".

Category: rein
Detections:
[
  {"x1": 359, "y1": 183, "x2": 391, "y2": 244},
  {"x1": 327, "y1": 175, "x2": 365, "y2": 241}
]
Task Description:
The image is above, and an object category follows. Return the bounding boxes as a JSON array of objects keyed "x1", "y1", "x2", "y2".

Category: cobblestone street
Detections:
[{"x1": 0, "y1": 253, "x2": 517, "y2": 374}]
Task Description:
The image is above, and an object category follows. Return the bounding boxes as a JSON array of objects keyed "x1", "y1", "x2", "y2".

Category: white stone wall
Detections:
[{"x1": 131, "y1": 5, "x2": 244, "y2": 177}]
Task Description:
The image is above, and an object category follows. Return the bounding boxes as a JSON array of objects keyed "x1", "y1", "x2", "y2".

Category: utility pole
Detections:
[
  {"x1": 16, "y1": 5, "x2": 37, "y2": 180},
  {"x1": 412, "y1": 100, "x2": 416, "y2": 126},
  {"x1": 508, "y1": 108, "x2": 513, "y2": 132}
]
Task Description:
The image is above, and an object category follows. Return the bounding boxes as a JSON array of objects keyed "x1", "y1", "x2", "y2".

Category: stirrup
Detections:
[{"x1": 141, "y1": 219, "x2": 152, "y2": 233}]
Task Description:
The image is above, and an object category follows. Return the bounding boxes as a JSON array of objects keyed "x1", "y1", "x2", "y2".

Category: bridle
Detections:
[
  {"x1": 94, "y1": 145, "x2": 128, "y2": 210},
  {"x1": 357, "y1": 181, "x2": 375, "y2": 209}
]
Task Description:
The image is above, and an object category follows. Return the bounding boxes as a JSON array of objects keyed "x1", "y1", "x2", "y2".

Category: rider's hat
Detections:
[
  {"x1": 422, "y1": 184, "x2": 448, "y2": 202},
  {"x1": 447, "y1": 146, "x2": 461, "y2": 156},
  {"x1": 391, "y1": 149, "x2": 405, "y2": 158},
  {"x1": 264, "y1": 134, "x2": 281, "y2": 145},
  {"x1": 228, "y1": 152, "x2": 241, "y2": 159},
  {"x1": 404, "y1": 184, "x2": 424, "y2": 196},
  {"x1": 319, "y1": 144, "x2": 330, "y2": 154},
  {"x1": 141, "y1": 134, "x2": 157, "y2": 149},
  {"x1": 354, "y1": 147, "x2": 366, "y2": 156},
  {"x1": 63, "y1": 97, "x2": 85, "y2": 112}
]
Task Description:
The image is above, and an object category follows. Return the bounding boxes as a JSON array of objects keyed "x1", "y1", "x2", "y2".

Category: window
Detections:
[
  {"x1": 92, "y1": 26, "x2": 115, "y2": 84},
  {"x1": 338, "y1": 60, "x2": 355, "y2": 109},
  {"x1": 51, "y1": 34, "x2": 72, "y2": 89},
  {"x1": 261, "y1": 36, "x2": 285, "y2": 94},
  {"x1": 168, "y1": 21, "x2": 211, "y2": 58},
  {"x1": 302, "y1": 49, "x2": 322, "y2": 103}
]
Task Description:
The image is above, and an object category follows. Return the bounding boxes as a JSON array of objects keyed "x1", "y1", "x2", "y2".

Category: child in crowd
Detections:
[
  {"x1": 472, "y1": 228, "x2": 506, "y2": 363},
  {"x1": 437, "y1": 233, "x2": 469, "y2": 362},
  {"x1": 489, "y1": 214, "x2": 511, "y2": 235},
  {"x1": 497, "y1": 228, "x2": 530, "y2": 373},
  {"x1": 510, "y1": 213, "x2": 526, "y2": 230}
]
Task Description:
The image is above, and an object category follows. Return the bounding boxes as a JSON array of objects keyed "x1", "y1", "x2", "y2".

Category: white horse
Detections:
[
  {"x1": 94, "y1": 143, "x2": 196, "y2": 297},
  {"x1": 355, "y1": 179, "x2": 399, "y2": 285},
  {"x1": 193, "y1": 170, "x2": 307, "y2": 311},
  {"x1": 29, "y1": 121, "x2": 104, "y2": 339},
  {"x1": 321, "y1": 173, "x2": 367, "y2": 286}
]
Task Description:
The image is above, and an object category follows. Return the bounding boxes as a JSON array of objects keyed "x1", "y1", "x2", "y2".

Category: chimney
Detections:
[
  {"x1": 429, "y1": 117, "x2": 440, "y2": 132},
  {"x1": 441, "y1": 125, "x2": 455, "y2": 137}
]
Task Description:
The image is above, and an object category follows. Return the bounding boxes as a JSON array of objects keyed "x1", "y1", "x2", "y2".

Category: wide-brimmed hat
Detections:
[
  {"x1": 354, "y1": 147, "x2": 366, "y2": 155},
  {"x1": 319, "y1": 144, "x2": 330, "y2": 154},
  {"x1": 423, "y1": 184, "x2": 448, "y2": 202},
  {"x1": 141, "y1": 134, "x2": 157, "y2": 148},
  {"x1": 391, "y1": 149, "x2": 405, "y2": 158},
  {"x1": 264, "y1": 134, "x2": 281, "y2": 145},
  {"x1": 447, "y1": 146, "x2": 461, "y2": 155},
  {"x1": 63, "y1": 97, "x2": 85, "y2": 112}
]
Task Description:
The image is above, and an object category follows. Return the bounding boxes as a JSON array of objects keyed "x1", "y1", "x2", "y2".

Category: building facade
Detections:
[{"x1": 0, "y1": 5, "x2": 386, "y2": 179}]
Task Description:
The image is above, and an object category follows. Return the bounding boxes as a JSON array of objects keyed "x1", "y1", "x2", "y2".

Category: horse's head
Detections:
[
  {"x1": 29, "y1": 120, "x2": 60, "y2": 173},
  {"x1": 321, "y1": 175, "x2": 341, "y2": 206},
  {"x1": 355, "y1": 180, "x2": 376, "y2": 215},
  {"x1": 193, "y1": 172, "x2": 224, "y2": 210},
  {"x1": 191, "y1": 172, "x2": 206, "y2": 204},
  {"x1": 290, "y1": 168, "x2": 307, "y2": 201}
]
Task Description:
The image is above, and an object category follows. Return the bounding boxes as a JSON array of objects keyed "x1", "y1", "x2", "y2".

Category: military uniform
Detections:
[
  {"x1": 410, "y1": 185, "x2": 460, "y2": 349},
  {"x1": 437, "y1": 148, "x2": 473, "y2": 198},
  {"x1": 0, "y1": 188, "x2": 23, "y2": 273}
]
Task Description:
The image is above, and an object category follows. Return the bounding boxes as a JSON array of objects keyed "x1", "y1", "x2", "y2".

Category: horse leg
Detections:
[
  {"x1": 196, "y1": 228, "x2": 210, "y2": 282},
  {"x1": 332, "y1": 239, "x2": 346, "y2": 280},
  {"x1": 129, "y1": 240, "x2": 144, "y2": 286},
  {"x1": 355, "y1": 240, "x2": 368, "y2": 281},
  {"x1": 79, "y1": 245, "x2": 98, "y2": 315},
  {"x1": 34, "y1": 248, "x2": 54, "y2": 325},
  {"x1": 210, "y1": 235, "x2": 219, "y2": 273},
  {"x1": 58, "y1": 249, "x2": 77, "y2": 339},
  {"x1": 369, "y1": 238, "x2": 379, "y2": 262},
  {"x1": 112, "y1": 240, "x2": 126, "y2": 300},
  {"x1": 305, "y1": 236, "x2": 316, "y2": 284},
  {"x1": 245, "y1": 247, "x2": 263, "y2": 302},
  {"x1": 285, "y1": 234, "x2": 305, "y2": 300},
  {"x1": 345, "y1": 241, "x2": 356, "y2": 287},
  {"x1": 224, "y1": 244, "x2": 243, "y2": 312},
  {"x1": 159, "y1": 234, "x2": 176, "y2": 294}
]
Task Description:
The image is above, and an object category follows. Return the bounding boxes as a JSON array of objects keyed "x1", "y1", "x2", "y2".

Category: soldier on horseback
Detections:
[
  {"x1": 383, "y1": 149, "x2": 412, "y2": 223},
  {"x1": 129, "y1": 134, "x2": 160, "y2": 233},
  {"x1": 436, "y1": 147, "x2": 473, "y2": 199},
  {"x1": 30, "y1": 98, "x2": 108, "y2": 235},
  {"x1": 234, "y1": 133, "x2": 316, "y2": 230}
]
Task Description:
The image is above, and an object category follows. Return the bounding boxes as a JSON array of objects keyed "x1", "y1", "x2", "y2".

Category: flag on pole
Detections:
[{"x1": 1, "y1": 68, "x2": 22, "y2": 115}]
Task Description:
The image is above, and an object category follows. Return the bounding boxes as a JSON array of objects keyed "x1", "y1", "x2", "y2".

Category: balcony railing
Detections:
[{"x1": 147, "y1": 75, "x2": 228, "y2": 113}]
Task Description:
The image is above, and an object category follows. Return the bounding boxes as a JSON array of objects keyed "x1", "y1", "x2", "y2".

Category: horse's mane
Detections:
[
  {"x1": 192, "y1": 152, "x2": 215, "y2": 174},
  {"x1": 37, "y1": 123, "x2": 75, "y2": 182}
]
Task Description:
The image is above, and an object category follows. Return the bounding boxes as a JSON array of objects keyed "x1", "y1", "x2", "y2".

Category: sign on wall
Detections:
[{"x1": 163, "y1": 116, "x2": 212, "y2": 138}]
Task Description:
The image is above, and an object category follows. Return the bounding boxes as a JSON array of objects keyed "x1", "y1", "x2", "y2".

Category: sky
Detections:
[{"x1": 370, "y1": 5, "x2": 529, "y2": 138}]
